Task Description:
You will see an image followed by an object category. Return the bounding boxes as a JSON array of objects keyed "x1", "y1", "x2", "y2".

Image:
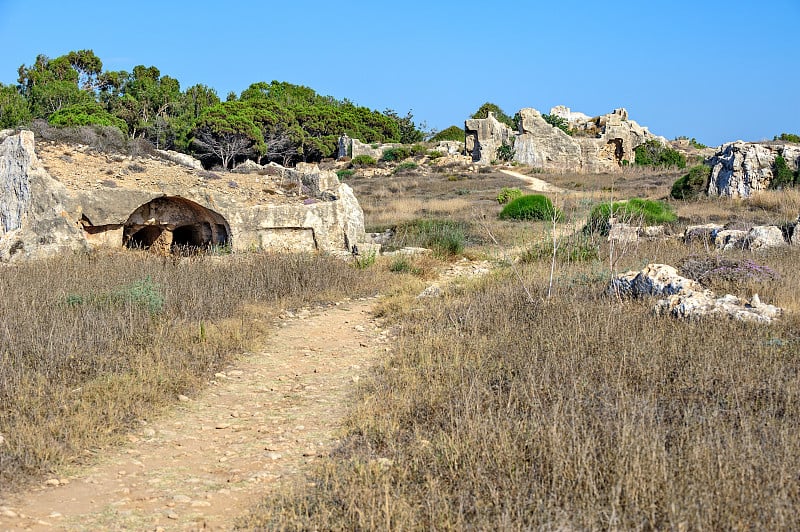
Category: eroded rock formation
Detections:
[
  {"x1": 0, "y1": 130, "x2": 367, "y2": 261},
  {"x1": 465, "y1": 106, "x2": 666, "y2": 172},
  {"x1": 707, "y1": 142, "x2": 800, "y2": 198}
]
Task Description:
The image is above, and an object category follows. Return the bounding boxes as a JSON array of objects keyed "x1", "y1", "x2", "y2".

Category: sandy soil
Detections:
[{"x1": 0, "y1": 298, "x2": 390, "y2": 531}]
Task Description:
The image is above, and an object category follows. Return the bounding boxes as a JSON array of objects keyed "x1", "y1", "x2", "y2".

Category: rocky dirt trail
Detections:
[
  {"x1": 0, "y1": 298, "x2": 390, "y2": 531},
  {"x1": 498, "y1": 168, "x2": 566, "y2": 194}
]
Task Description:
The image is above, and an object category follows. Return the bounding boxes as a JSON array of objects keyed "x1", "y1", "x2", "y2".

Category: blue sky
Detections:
[{"x1": 1, "y1": 0, "x2": 797, "y2": 147}]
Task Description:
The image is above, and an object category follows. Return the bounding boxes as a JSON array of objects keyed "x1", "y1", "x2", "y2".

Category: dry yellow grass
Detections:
[{"x1": 0, "y1": 251, "x2": 384, "y2": 490}]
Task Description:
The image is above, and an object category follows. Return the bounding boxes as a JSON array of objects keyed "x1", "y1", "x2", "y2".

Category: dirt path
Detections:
[
  {"x1": 498, "y1": 168, "x2": 566, "y2": 194},
  {"x1": 0, "y1": 298, "x2": 389, "y2": 531}
]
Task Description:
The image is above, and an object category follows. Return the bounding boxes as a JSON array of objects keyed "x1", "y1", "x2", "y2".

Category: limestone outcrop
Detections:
[
  {"x1": 707, "y1": 142, "x2": 800, "y2": 198},
  {"x1": 0, "y1": 130, "x2": 367, "y2": 261},
  {"x1": 465, "y1": 106, "x2": 667, "y2": 172},
  {"x1": 465, "y1": 112, "x2": 515, "y2": 166},
  {"x1": 683, "y1": 223, "x2": 793, "y2": 251},
  {"x1": 609, "y1": 263, "x2": 782, "y2": 323}
]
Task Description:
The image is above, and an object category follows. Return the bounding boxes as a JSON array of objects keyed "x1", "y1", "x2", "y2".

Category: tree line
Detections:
[{"x1": 0, "y1": 50, "x2": 426, "y2": 168}]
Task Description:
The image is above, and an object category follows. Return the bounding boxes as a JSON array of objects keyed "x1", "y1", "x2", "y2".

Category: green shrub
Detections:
[
  {"x1": 499, "y1": 194, "x2": 563, "y2": 222},
  {"x1": 430, "y1": 126, "x2": 464, "y2": 142},
  {"x1": 586, "y1": 198, "x2": 676, "y2": 234},
  {"x1": 542, "y1": 113, "x2": 572, "y2": 135},
  {"x1": 634, "y1": 139, "x2": 686, "y2": 168},
  {"x1": 350, "y1": 155, "x2": 376, "y2": 167},
  {"x1": 48, "y1": 102, "x2": 128, "y2": 134},
  {"x1": 770, "y1": 155, "x2": 797, "y2": 189},
  {"x1": 495, "y1": 141, "x2": 515, "y2": 162},
  {"x1": 671, "y1": 165, "x2": 711, "y2": 200},
  {"x1": 774, "y1": 133, "x2": 800, "y2": 143},
  {"x1": 381, "y1": 146, "x2": 412, "y2": 162},
  {"x1": 388, "y1": 257, "x2": 422, "y2": 275},
  {"x1": 393, "y1": 162, "x2": 418, "y2": 174},
  {"x1": 393, "y1": 219, "x2": 468, "y2": 256},
  {"x1": 336, "y1": 169, "x2": 354, "y2": 180},
  {"x1": 67, "y1": 276, "x2": 164, "y2": 315},
  {"x1": 497, "y1": 187, "x2": 523, "y2": 205},
  {"x1": 471, "y1": 103, "x2": 515, "y2": 128},
  {"x1": 426, "y1": 150, "x2": 444, "y2": 160},
  {"x1": 410, "y1": 144, "x2": 428, "y2": 156}
]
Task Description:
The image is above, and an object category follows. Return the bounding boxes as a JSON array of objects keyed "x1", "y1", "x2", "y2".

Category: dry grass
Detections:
[
  {"x1": 0, "y1": 251, "x2": 383, "y2": 490},
  {"x1": 239, "y1": 172, "x2": 800, "y2": 530}
]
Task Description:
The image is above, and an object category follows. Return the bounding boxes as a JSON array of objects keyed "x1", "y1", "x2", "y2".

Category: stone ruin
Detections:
[
  {"x1": 465, "y1": 106, "x2": 667, "y2": 173},
  {"x1": 0, "y1": 129, "x2": 367, "y2": 262}
]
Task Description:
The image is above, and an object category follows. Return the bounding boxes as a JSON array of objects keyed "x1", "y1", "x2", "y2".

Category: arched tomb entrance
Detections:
[{"x1": 123, "y1": 196, "x2": 230, "y2": 254}]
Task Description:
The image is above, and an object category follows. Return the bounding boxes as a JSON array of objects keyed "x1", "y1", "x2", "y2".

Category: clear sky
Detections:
[{"x1": 0, "y1": 0, "x2": 797, "y2": 147}]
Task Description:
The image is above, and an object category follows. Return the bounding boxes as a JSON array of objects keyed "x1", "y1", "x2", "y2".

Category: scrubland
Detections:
[
  {"x1": 241, "y1": 163, "x2": 800, "y2": 530},
  {"x1": 3, "y1": 160, "x2": 800, "y2": 530}
]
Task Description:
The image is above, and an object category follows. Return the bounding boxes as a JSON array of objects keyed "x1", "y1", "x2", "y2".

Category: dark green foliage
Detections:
[
  {"x1": 586, "y1": 198, "x2": 677, "y2": 233},
  {"x1": 471, "y1": 102, "x2": 515, "y2": 128},
  {"x1": 393, "y1": 162, "x2": 418, "y2": 174},
  {"x1": 542, "y1": 113, "x2": 572, "y2": 135},
  {"x1": 430, "y1": 125, "x2": 464, "y2": 142},
  {"x1": 48, "y1": 102, "x2": 128, "y2": 133},
  {"x1": 393, "y1": 219, "x2": 468, "y2": 256},
  {"x1": 495, "y1": 141, "x2": 515, "y2": 162},
  {"x1": 0, "y1": 83, "x2": 31, "y2": 128},
  {"x1": 496, "y1": 187, "x2": 523, "y2": 205},
  {"x1": 671, "y1": 165, "x2": 711, "y2": 200},
  {"x1": 351, "y1": 155, "x2": 376, "y2": 167},
  {"x1": 634, "y1": 139, "x2": 687, "y2": 168},
  {"x1": 336, "y1": 169, "x2": 354, "y2": 180},
  {"x1": 774, "y1": 133, "x2": 800, "y2": 143},
  {"x1": 381, "y1": 146, "x2": 412, "y2": 162},
  {"x1": 384, "y1": 109, "x2": 425, "y2": 144},
  {"x1": 770, "y1": 155, "x2": 798, "y2": 189},
  {"x1": 499, "y1": 194, "x2": 563, "y2": 221}
]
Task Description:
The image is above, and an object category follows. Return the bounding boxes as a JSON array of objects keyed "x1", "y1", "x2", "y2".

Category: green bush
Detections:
[
  {"x1": 393, "y1": 219, "x2": 468, "y2": 256},
  {"x1": 381, "y1": 146, "x2": 412, "y2": 162},
  {"x1": 336, "y1": 169, "x2": 354, "y2": 180},
  {"x1": 393, "y1": 162, "x2": 418, "y2": 174},
  {"x1": 634, "y1": 140, "x2": 686, "y2": 168},
  {"x1": 770, "y1": 155, "x2": 797, "y2": 189},
  {"x1": 499, "y1": 194, "x2": 563, "y2": 222},
  {"x1": 471, "y1": 102, "x2": 515, "y2": 128},
  {"x1": 542, "y1": 113, "x2": 572, "y2": 135},
  {"x1": 586, "y1": 198, "x2": 676, "y2": 234},
  {"x1": 426, "y1": 150, "x2": 444, "y2": 160},
  {"x1": 495, "y1": 141, "x2": 515, "y2": 162},
  {"x1": 496, "y1": 187, "x2": 523, "y2": 205},
  {"x1": 388, "y1": 257, "x2": 422, "y2": 275},
  {"x1": 774, "y1": 133, "x2": 800, "y2": 143},
  {"x1": 671, "y1": 165, "x2": 711, "y2": 200},
  {"x1": 430, "y1": 126, "x2": 464, "y2": 142},
  {"x1": 410, "y1": 144, "x2": 428, "y2": 156},
  {"x1": 350, "y1": 155, "x2": 376, "y2": 167},
  {"x1": 48, "y1": 102, "x2": 128, "y2": 134}
]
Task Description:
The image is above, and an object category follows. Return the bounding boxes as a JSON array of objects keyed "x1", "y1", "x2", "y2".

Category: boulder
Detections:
[
  {"x1": 157, "y1": 149, "x2": 204, "y2": 170},
  {"x1": 608, "y1": 264, "x2": 703, "y2": 298},
  {"x1": 610, "y1": 263, "x2": 782, "y2": 323},
  {"x1": 232, "y1": 159, "x2": 264, "y2": 173},
  {"x1": 714, "y1": 229, "x2": 749, "y2": 251},
  {"x1": 746, "y1": 225, "x2": 787, "y2": 250},
  {"x1": 684, "y1": 223, "x2": 723, "y2": 244},
  {"x1": 656, "y1": 292, "x2": 782, "y2": 324},
  {"x1": 707, "y1": 142, "x2": 800, "y2": 198}
]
